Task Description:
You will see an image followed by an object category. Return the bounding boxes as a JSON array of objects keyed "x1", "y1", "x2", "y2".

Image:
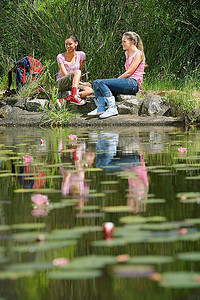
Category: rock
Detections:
[
  {"x1": 116, "y1": 94, "x2": 137, "y2": 102},
  {"x1": 0, "y1": 97, "x2": 26, "y2": 109},
  {"x1": 0, "y1": 105, "x2": 13, "y2": 118},
  {"x1": 117, "y1": 99, "x2": 139, "y2": 115},
  {"x1": 140, "y1": 93, "x2": 170, "y2": 116},
  {"x1": 26, "y1": 98, "x2": 49, "y2": 112}
]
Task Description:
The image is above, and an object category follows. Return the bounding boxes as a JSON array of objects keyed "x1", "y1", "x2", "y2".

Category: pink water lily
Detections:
[
  {"x1": 178, "y1": 147, "x2": 187, "y2": 153},
  {"x1": 40, "y1": 139, "x2": 45, "y2": 145},
  {"x1": 68, "y1": 134, "x2": 77, "y2": 140},
  {"x1": 31, "y1": 194, "x2": 49, "y2": 206},
  {"x1": 52, "y1": 257, "x2": 70, "y2": 267},
  {"x1": 23, "y1": 155, "x2": 33, "y2": 165}
]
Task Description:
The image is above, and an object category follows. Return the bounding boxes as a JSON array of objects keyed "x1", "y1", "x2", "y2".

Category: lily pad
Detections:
[
  {"x1": 0, "y1": 270, "x2": 35, "y2": 280},
  {"x1": 76, "y1": 212, "x2": 104, "y2": 218},
  {"x1": 62, "y1": 255, "x2": 117, "y2": 270},
  {"x1": 140, "y1": 198, "x2": 166, "y2": 204},
  {"x1": 0, "y1": 225, "x2": 11, "y2": 231},
  {"x1": 100, "y1": 181, "x2": 119, "y2": 185},
  {"x1": 12, "y1": 231, "x2": 46, "y2": 241},
  {"x1": 11, "y1": 240, "x2": 77, "y2": 253},
  {"x1": 84, "y1": 168, "x2": 102, "y2": 172},
  {"x1": 48, "y1": 269, "x2": 102, "y2": 280},
  {"x1": 11, "y1": 223, "x2": 46, "y2": 230},
  {"x1": 14, "y1": 188, "x2": 58, "y2": 193},
  {"x1": 177, "y1": 192, "x2": 200, "y2": 199},
  {"x1": 129, "y1": 255, "x2": 174, "y2": 264},
  {"x1": 119, "y1": 216, "x2": 147, "y2": 224},
  {"x1": 184, "y1": 218, "x2": 200, "y2": 225},
  {"x1": 6, "y1": 262, "x2": 53, "y2": 271},
  {"x1": 177, "y1": 252, "x2": 200, "y2": 261},
  {"x1": 88, "y1": 193, "x2": 106, "y2": 198},
  {"x1": 0, "y1": 257, "x2": 9, "y2": 264},
  {"x1": 160, "y1": 272, "x2": 200, "y2": 288},
  {"x1": 0, "y1": 173, "x2": 15, "y2": 177},
  {"x1": 102, "y1": 206, "x2": 133, "y2": 213},
  {"x1": 74, "y1": 205, "x2": 100, "y2": 211},
  {"x1": 92, "y1": 238, "x2": 126, "y2": 247}
]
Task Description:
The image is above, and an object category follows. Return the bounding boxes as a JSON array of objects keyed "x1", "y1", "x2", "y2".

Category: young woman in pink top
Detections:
[
  {"x1": 88, "y1": 31, "x2": 145, "y2": 118},
  {"x1": 56, "y1": 35, "x2": 93, "y2": 107}
]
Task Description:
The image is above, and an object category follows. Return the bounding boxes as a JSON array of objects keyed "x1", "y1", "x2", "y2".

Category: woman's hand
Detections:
[{"x1": 80, "y1": 81, "x2": 92, "y2": 87}]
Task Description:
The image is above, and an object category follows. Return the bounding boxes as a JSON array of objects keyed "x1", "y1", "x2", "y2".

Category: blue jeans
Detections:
[{"x1": 93, "y1": 78, "x2": 139, "y2": 98}]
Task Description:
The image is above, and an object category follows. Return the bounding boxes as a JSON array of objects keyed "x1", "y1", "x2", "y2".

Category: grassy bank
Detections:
[{"x1": 0, "y1": 61, "x2": 199, "y2": 126}]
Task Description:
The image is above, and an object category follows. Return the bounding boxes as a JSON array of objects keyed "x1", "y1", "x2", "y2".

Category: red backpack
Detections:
[{"x1": 4, "y1": 56, "x2": 43, "y2": 96}]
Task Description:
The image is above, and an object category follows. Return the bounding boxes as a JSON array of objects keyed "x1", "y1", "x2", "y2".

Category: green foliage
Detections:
[
  {"x1": 44, "y1": 105, "x2": 79, "y2": 127},
  {"x1": 0, "y1": 0, "x2": 199, "y2": 82},
  {"x1": 42, "y1": 87, "x2": 79, "y2": 127},
  {"x1": 167, "y1": 83, "x2": 200, "y2": 123}
]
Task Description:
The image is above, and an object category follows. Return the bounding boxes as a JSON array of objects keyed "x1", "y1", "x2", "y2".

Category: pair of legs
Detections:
[
  {"x1": 56, "y1": 70, "x2": 93, "y2": 107},
  {"x1": 88, "y1": 78, "x2": 139, "y2": 118}
]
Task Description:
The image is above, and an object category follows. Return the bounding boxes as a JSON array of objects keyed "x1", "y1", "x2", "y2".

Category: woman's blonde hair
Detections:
[{"x1": 123, "y1": 31, "x2": 144, "y2": 52}]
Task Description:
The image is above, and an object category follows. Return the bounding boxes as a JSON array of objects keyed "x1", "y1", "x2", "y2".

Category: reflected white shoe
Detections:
[{"x1": 99, "y1": 107, "x2": 118, "y2": 119}]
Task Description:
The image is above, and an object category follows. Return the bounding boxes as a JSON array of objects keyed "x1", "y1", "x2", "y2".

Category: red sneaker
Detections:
[{"x1": 65, "y1": 94, "x2": 86, "y2": 106}]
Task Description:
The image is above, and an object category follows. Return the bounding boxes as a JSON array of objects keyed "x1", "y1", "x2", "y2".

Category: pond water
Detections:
[{"x1": 1, "y1": 125, "x2": 200, "y2": 299}]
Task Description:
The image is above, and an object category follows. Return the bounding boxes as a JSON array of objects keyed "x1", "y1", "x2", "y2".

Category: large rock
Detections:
[
  {"x1": 117, "y1": 99, "x2": 139, "y2": 115},
  {"x1": 140, "y1": 93, "x2": 170, "y2": 116},
  {"x1": 26, "y1": 98, "x2": 49, "y2": 112}
]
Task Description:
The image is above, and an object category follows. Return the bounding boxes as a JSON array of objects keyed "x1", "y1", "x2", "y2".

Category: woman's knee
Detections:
[
  {"x1": 93, "y1": 79, "x2": 102, "y2": 87},
  {"x1": 72, "y1": 69, "x2": 81, "y2": 77}
]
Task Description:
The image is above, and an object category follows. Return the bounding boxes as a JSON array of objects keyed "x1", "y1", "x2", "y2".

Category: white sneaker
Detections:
[
  {"x1": 87, "y1": 108, "x2": 105, "y2": 116},
  {"x1": 99, "y1": 107, "x2": 118, "y2": 119}
]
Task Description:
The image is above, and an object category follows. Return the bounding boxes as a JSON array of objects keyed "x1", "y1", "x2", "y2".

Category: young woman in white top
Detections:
[{"x1": 56, "y1": 34, "x2": 93, "y2": 107}]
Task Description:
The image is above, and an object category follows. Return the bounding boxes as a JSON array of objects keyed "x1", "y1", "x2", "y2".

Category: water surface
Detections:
[{"x1": 0, "y1": 125, "x2": 200, "y2": 299}]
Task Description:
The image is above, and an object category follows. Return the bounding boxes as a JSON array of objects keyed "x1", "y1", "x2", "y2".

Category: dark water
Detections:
[{"x1": 0, "y1": 126, "x2": 200, "y2": 300}]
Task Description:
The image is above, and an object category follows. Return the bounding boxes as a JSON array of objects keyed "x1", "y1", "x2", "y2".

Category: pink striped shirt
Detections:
[{"x1": 125, "y1": 50, "x2": 145, "y2": 86}]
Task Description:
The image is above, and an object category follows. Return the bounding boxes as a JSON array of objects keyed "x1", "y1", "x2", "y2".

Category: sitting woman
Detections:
[
  {"x1": 56, "y1": 34, "x2": 93, "y2": 108},
  {"x1": 88, "y1": 31, "x2": 145, "y2": 118}
]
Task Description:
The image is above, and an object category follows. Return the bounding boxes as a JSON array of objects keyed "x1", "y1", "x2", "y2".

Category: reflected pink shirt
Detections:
[
  {"x1": 56, "y1": 51, "x2": 86, "y2": 81},
  {"x1": 125, "y1": 49, "x2": 145, "y2": 86}
]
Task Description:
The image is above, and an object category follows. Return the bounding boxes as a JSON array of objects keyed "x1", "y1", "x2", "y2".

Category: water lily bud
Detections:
[
  {"x1": 178, "y1": 228, "x2": 188, "y2": 235},
  {"x1": 103, "y1": 222, "x2": 114, "y2": 236}
]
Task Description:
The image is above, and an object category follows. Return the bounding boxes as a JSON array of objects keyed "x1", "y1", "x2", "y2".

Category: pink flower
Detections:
[
  {"x1": 31, "y1": 194, "x2": 49, "y2": 206},
  {"x1": 178, "y1": 147, "x2": 187, "y2": 153},
  {"x1": 23, "y1": 155, "x2": 33, "y2": 165},
  {"x1": 68, "y1": 134, "x2": 77, "y2": 141},
  {"x1": 41, "y1": 139, "x2": 45, "y2": 145},
  {"x1": 52, "y1": 257, "x2": 70, "y2": 267}
]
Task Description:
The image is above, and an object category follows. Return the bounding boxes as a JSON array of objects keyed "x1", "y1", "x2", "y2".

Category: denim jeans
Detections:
[{"x1": 93, "y1": 78, "x2": 139, "y2": 98}]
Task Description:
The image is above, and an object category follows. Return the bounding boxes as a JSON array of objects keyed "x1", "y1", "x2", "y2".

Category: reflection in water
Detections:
[
  {"x1": 127, "y1": 153, "x2": 149, "y2": 212},
  {"x1": 1, "y1": 126, "x2": 198, "y2": 300},
  {"x1": 92, "y1": 132, "x2": 149, "y2": 212},
  {"x1": 60, "y1": 140, "x2": 95, "y2": 212}
]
